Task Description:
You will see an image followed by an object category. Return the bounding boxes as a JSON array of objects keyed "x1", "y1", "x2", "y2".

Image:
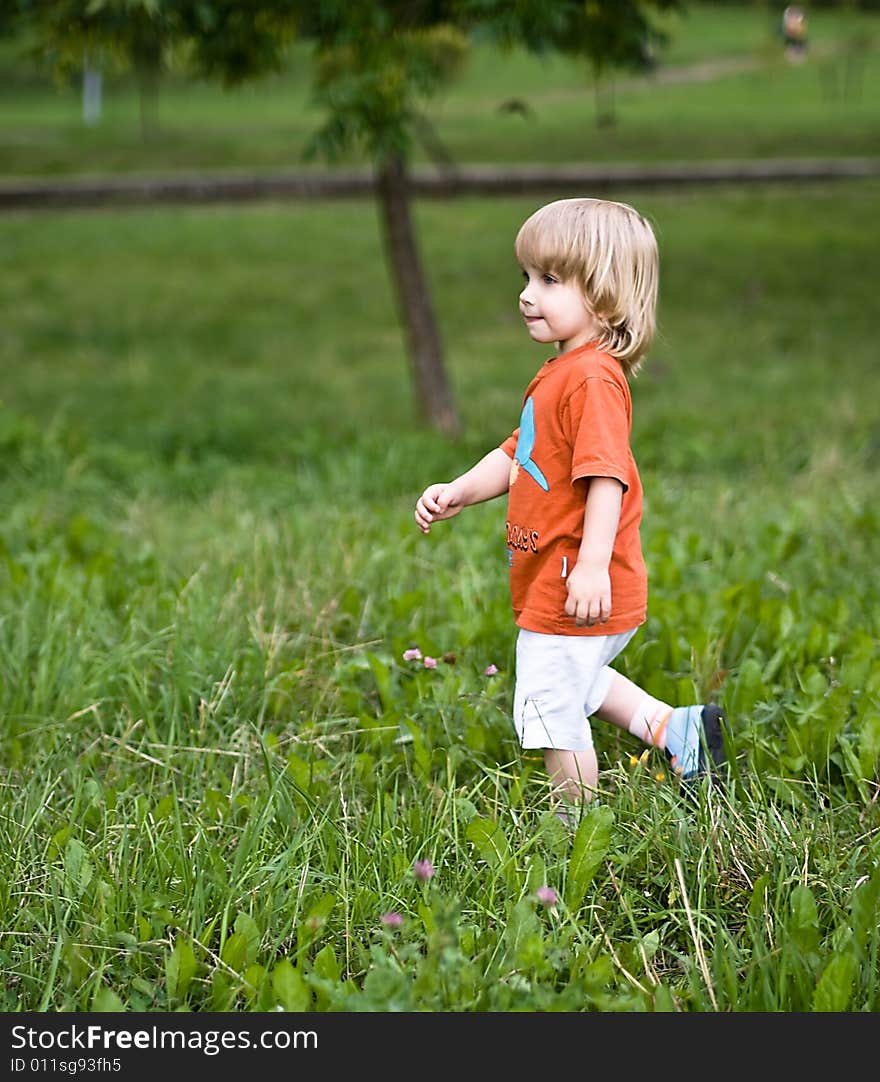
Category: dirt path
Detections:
[
  {"x1": 641, "y1": 54, "x2": 762, "y2": 85},
  {"x1": 2, "y1": 45, "x2": 876, "y2": 212},
  {"x1": 1, "y1": 156, "x2": 877, "y2": 212}
]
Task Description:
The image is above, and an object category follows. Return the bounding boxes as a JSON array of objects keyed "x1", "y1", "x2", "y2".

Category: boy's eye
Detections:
[{"x1": 542, "y1": 273, "x2": 557, "y2": 285}]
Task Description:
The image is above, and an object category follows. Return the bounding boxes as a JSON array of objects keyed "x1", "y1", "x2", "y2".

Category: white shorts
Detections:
[{"x1": 512, "y1": 627, "x2": 638, "y2": 752}]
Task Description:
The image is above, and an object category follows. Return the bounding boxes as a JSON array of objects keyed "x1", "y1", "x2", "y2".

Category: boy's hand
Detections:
[
  {"x1": 415, "y1": 482, "x2": 466, "y2": 534},
  {"x1": 564, "y1": 561, "x2": 611, "y2": 627}
]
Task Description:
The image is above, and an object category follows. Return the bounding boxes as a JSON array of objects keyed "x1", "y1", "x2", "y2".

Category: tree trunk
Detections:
[
  {"x1": 377, "y1": 152, "x2": 460, "y2": 437},
  {"x1": 134, "y1": 34, "x2": 162, "y2": 143},
  {"x1": 592, "y1": 66, "x2": 616, "y2": 129},
  {"x1": 137, "y1": 63, "x2": 160, "y2": 142}
]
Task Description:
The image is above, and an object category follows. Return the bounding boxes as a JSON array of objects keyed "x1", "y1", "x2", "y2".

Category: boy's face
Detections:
[{"x1": 519, "y1": 265, "x2": 600, "y2": 353}]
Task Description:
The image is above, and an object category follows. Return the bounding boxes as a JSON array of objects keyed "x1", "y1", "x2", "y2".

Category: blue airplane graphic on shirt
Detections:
[{"x1": 515, "y1": 397, "x2": 549, "y2": 491}]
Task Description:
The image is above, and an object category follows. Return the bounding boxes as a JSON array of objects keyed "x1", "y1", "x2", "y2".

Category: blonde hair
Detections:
[{"x1": 515, "y1": 197, "x2": 659, "y2": 375}]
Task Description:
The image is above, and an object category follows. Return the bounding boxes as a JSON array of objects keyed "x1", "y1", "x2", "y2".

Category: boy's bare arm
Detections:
[
  {"x1": 415, "y1": 448, "x2": 511, "y2": 534},
  {"x1": 564, "y1": 476, "x2": 624, "y2": 626}
]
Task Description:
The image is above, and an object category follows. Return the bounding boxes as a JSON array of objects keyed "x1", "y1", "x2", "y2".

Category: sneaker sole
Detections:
[{"x1": 698, "y1": 704, "x2": 726, "y2": 774}]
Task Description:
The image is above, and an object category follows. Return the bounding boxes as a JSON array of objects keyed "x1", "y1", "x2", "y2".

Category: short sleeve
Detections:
[{"x1": 564, "y1": 377, "x2": 631, "y2": 490}]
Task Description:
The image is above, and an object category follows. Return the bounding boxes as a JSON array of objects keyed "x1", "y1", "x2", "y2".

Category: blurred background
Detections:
[{"x1": 2, "y1": 0, "x2": 878, "y2": 462}]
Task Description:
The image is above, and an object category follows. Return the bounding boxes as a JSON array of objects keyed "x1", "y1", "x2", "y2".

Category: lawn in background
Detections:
[{"x1": 0, "y1": 3, "x2": 878, "y2": 176}]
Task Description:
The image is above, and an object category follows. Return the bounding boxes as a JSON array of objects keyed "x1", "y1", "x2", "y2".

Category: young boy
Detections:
[{"x1": 414, "y1": 197, "x2": 725, "y2": 816}]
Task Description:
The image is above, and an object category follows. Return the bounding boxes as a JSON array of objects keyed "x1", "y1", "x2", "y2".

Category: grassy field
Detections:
[
  {"x1": 1, "y1": 179, "x2": 879, "y2": 1012},
  {"x1": 1, "y1": 3, "x2": 879, "y2": 1016},
  {"x1": 0, "y1": 4, "x2": 878, "y2": 176}
]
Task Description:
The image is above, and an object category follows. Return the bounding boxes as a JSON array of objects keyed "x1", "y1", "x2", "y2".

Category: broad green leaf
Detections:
[
  {"x1": 811, "y1": 952, "x2": 856, "y2": 1012},
  {"x1": 311, "y1": 943, "x2": 340, "y2": 983},
  {"x1": 566, "y1": 805, "x2": 613, "y2": 910},
  {"x1": 272, "y1": 958, "x2": 311, "y2": 1011},
  {"x1": 210, "y1": 971, "x2": 235, "y2": 1012},
  {"x1": 63, "y1": 941, "x2": 90, "y2": 986},
  {"x1": 580, "y1": 952, "x2": 614, "y2": 992},
  {"x1": 243, "y1": 963, "x2": 268, "y2": 1005},
  {"x1": 537, "y1": 812, "x2": 570, "y2": 858},
  {"x1": 153, "y1": 794, "x2": 175, "y2": 820},
  {"x1": 729, "y1": 657, "x2": 765, "y2": 718},
  {"x1": 312, "y1": 893, "x2": 337, "y2": 921},
  {"x1": 203, "y1": 789, "x2": 226, "y2": 819},
  {"x1": 91, "y1": 987, "x2": 125, "y2": 1012},
  {"x1": 801, "y1": 668, "x2": 827, "y2": 699},
  {"x1": 525, "y1": 855, "x2": 547, "y2": 893},
  {"x1": 285, "y1": 754, "x2": 312, "y2": 794},
  {"x1": 131, "y1": 976, "x2": 155, "y2": 998},
  {"x1": 233, "y1": 912, "x2": 261, "y2": 965},
  {"x1": 362, "y1": 964, "x2": 411, "y2": 1011},
  {"x1": 652, "y1": 984, "x2": 676, "y2": 1012},
  {"x1": 466, "y1": 817, "x2": 510, "y2": 870},
  {"x1": 640, "y1": 929, "x2": 660, "y2": 961},
  {"x1": 503, "y1": 898, "x2": 543, "y2": 969},
  {"x1": 220, "y1": 931, "x2": 248, "y2": 972},
  {"x1": 764, "y1": 776, "x2": 804, "y2": 809},
  {"x1": 748, "y1": 873, "x2": 770, "y2": 920},
  {"x1": 48, "y1": 826, "x2": 71, "y2": 860},
  {"x1": 850, "y1": 867, "x2": 880, "y2": 954},
  {"x1": 64, "y1": 839, "x2": 93, "y2": 897},
  {"x1": 858, "y1": 712, "x2": 880, "y2": 777},
  {"x1": 165, "y1": 936, "x2": 198, "y2": 1000},
  {"x1": 419, "y1": 901, "x2": 436, "y2": 935},
  {"x1": 787, "y1": 885, "x2": 819, "y2": 956}
]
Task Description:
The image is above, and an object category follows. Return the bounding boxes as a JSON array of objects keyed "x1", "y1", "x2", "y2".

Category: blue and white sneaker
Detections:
[{"x1": 665, "y1": 704, "x2": 726, "y2": 781}]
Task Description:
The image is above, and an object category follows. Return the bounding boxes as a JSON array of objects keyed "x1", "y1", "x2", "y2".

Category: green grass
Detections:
[
  {"x1": 0, "y1": 4, "x2": 878, "y2": 176},
  {"x1": 0, "y1": 2, "x2": 878, "y2": 1015},
  {"x1": 1, "y1": 180, "x2": 879, "y2": 1011}
]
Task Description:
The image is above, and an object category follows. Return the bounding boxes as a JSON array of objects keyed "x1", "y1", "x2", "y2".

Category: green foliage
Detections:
[
  {"x1": 474, "y1": 0, "x2": 680, "y2": 73},
  {"x1": 2, "y1": 6, "x2": 879, "y2": 173},
  {"x1": 165, "y1": 935, "x2": 198, "y2": 1001},
  {"x1": 566, "y1": 806, "x2": 614, "y2": 910},
  {"x1": 178, "y1": 1, "x2": 298, "y2": 87},
  {"x1": 21, "y1": 0, "x2": 185, "y2": 84},
  {"x1": 308, "y1": 22, "x2": 467, "y2": 161}
]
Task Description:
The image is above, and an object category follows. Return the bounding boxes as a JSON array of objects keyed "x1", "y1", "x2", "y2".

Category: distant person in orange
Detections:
[
  {"x1": 782, "y1": 5, "x2": 809, "y2": 63},
  {"x1": 414, "y1": 198, "x2": 727, "y2": 821}
]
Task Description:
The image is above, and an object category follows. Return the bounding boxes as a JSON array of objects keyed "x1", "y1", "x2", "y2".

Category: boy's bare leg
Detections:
[
  {"x1": 593, "y1": 671, "x2": 671, "y2": 747},
  {"x1": 594, "y1": 671, "x2": 726, "y2": 780},
  {"x1": 544, "y1": 747, "x2": 598, "y2": 816}
]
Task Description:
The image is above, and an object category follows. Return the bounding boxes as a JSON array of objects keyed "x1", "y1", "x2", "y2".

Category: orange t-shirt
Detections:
[{"x1": 499, "y1": 342, "x2": 647, "y2": 636}]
